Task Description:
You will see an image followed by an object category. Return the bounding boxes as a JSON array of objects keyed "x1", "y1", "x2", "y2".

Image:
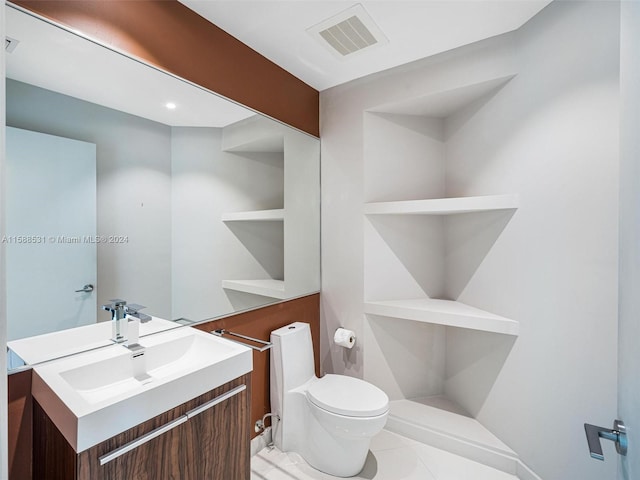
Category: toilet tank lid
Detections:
[{"x1": 307, "y1": 374, "x2": 389, "y2": 417}]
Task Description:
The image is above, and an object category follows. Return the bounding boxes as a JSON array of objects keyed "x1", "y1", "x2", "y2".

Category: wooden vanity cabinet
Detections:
[{"x1": 34, "y1": 374, "x2": 251, "y2": 480}]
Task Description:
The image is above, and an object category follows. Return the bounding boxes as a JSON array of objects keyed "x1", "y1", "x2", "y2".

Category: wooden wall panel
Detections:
[
  {"x1": 193, "y1": 294, "x2": 320, "y2": 438},
  {"x1": 11, "y1": 0, "x2": 320, "y2": 137}
]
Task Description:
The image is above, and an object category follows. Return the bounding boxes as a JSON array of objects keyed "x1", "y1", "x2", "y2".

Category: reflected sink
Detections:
[
  {"x1": 32, "y1": 327, "x2": 252, "y2": 452},
  {"x1": 8, "y1": 316, "x2": 178, "y2": 366}
]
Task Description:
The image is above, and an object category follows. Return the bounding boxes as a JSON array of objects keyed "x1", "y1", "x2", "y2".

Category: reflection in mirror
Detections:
[{"x1": 5, "y1": 5, "x2": 320, "y2": 370}]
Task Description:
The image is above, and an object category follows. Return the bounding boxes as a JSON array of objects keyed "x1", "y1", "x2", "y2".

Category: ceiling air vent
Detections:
[
  {"x1": 307, "y1": 4, "x2": 388, "y2": 58},
  {"x1": 5, "y1": 36, "x2": 20, "y2": 53}
]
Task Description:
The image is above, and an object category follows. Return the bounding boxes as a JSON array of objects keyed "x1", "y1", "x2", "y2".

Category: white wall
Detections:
[
  {"x1": 320, "y1": 2, "x2": 620, "y2": 479},
  {"x1": 445, "y1": 3, "x2": 619, "y2": 480},
  {"x1": 6, "y1": 80, "x2": 173, "y2": 321},
  {"x1": 0, "y1": 4, "x2": 8, "y2": 477},
  {"x1": 618, "y1": 1, "x2": 640, "y2": 478}
]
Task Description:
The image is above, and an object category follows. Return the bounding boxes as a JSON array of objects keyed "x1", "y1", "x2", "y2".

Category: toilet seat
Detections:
[{"x1": 307, "y1": 374, "x2": 389, "y2": 417}]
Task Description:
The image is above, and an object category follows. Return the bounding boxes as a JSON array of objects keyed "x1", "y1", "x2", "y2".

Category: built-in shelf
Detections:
[
  {"x1": 364, "y1": 298, "x2": 519, "y2": 336},
  {"x1": 221, "y1": 116, "x2": 285, "y2": 153},
  {"x1": 368, "y1": 75, "x2": 516, "y2": 118},
  {"x1": 386, "y1": 397, "x2": 519, "y2": 473},
  {"x1": 361, "y1": 76, "x2": 524, "y2": 475},
  {"x1": 222, "y1": 135, "x2": 284, "y2": 153},
  {"x1": 222, "y1": 209, "x2": 284, "y2": 222},
  {"x1": 364, "y1": 194, "x2": 518, "y2": 216},
  {"x1": 222, "y1": 279, "x2": 286, "y2": 299}
]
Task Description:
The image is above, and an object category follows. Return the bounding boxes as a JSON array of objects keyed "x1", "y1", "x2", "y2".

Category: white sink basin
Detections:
[{"x1": 32, "y1": 327, "x2": 252, "y2": 452}]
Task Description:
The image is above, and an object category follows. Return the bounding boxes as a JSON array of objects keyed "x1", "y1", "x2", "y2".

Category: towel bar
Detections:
[{"x1": 212, "y1": 329, "x2": 272, "y2": 352}]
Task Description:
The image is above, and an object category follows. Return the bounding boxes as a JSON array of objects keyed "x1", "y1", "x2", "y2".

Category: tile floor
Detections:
[{"x1": 251, "y1": 429, "x2": 518, "y2": 480}]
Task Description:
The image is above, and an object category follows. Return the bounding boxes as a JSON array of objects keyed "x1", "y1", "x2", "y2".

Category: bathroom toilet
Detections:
[{"x1": 270, "y1": 322, "x2": 389, "y2": 477}]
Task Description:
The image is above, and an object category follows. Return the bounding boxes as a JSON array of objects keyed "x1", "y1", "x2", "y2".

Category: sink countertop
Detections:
[{"x1": 8, "y1": 316, "x2": 180, "y2": 366}]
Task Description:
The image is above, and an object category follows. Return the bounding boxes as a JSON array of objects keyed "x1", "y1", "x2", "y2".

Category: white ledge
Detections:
[
  {"x1": 364, "y1": 298, "x2": 518, "y2": 336},
  {"x1": 222, "y1": 279, "x2": 286, "y2": 299},
  {"x1": 364, "y1": 194, "x2": 518, "y2": 215},
  {"x1": 222, "y1": 209, "x2": 284, "y2": 222}
]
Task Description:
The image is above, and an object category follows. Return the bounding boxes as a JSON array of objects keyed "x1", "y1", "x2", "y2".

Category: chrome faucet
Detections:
[{"x1": 101, "y1": 299, "x2": 152, "y2": 345}]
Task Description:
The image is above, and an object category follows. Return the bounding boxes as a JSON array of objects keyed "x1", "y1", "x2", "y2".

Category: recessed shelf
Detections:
[
  {"x1": 222, "y1": 135, "x2": 284, "y2": 153},
  {"x1": 364, "y1": 298, "x2": 518, "y2": 336},
  {"x1": 222, "y1": 279, "x2": 286, "y2": 299},
  {"x1": 222, "y1": 209, "x2": 284, "y2": 222},
  {"x1": 221, "y1": 114, "x2": 286, "y2": 153},
  {"x1": 368, "y1": 75, "x2": 515, "y2": 118},
  {"x1": 364, "y1": 194, "x2": 518, "y2": 216}
]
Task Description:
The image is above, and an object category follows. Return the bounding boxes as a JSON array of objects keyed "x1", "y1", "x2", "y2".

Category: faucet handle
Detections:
[
  {"x1": 129, "y1": 312, "x2": 152, "y2": 322},
  {"x1": 127, "y1": 304, "x2": 152, "y2": 323},
  {"x1": 126, "y1": 303, "x2": 146, "y2": 312}
]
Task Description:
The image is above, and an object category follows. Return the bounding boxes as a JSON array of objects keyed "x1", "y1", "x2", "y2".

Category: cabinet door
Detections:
[
  {"x1": 179, "y1": 383, "x2": 250, "y2": 479},
  {"x1": 76, "y1": 374, "x2": 251, "y2": 480}
]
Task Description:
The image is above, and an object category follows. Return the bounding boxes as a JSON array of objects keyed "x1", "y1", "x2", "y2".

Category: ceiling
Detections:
[{"x1": 179, "y1": 0, "x2": 552, "y2": 91}]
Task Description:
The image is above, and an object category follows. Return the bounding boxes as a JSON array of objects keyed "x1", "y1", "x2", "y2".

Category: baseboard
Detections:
[
  {"x1": 387, "y1": 415, "x2": 544, "y2": 480},
  {"x1": 251, "y1": 427, "x2": 273, "y2": 456},
  {"x1": 386, "y1": 415, "x2": 519, "y2": 474}
]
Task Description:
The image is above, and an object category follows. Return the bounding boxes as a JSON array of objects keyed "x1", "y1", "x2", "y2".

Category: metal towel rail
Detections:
[{"x1": 212, "y1": 329, "x2": 272, "y2": 352}]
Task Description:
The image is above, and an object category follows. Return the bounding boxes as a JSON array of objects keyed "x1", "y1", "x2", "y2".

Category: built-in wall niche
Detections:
[
  {"x1": 364, "y1": 315, "x2": 518, "y2": 467},
  {"x1": 363, "y1": 74, "x2": 519, "y2": 335},
  {"x1": 362, "y1": 74, "x2": 522, "y2": 470},
  {"x1": 221, "y1": 115, "x2": 320, "y2": 301}
]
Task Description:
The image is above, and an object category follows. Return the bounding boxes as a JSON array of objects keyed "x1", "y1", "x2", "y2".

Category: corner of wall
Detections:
[{"x1": 1, "y1": 4, "x2": 10, "y2": 478}]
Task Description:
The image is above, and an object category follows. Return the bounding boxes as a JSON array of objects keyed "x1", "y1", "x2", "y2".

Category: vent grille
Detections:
[
  {"x1": 308, "y1": 4, "x2": 387, "y2": 58},
  {"x1": 318, "y1": 15, "x2": 378, "y2": 56},
  {"x1": 5, "y1": 37, "x2": 19, "y2": 53}
]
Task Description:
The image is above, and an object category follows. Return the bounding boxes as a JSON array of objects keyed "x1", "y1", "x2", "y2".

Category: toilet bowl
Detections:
[{"x1": 270, "y1": 322, "x2": 389, "y2": 477}]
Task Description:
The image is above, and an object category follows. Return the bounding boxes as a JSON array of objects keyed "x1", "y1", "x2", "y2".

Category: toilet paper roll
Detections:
[{"x1": 334, "y1": 328, "x2": 356, "y2": 349}]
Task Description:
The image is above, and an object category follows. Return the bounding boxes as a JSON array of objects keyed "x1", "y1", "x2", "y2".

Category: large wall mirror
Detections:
[{"x1": 5, "y1": 4, "x2": 320, "y2": 370}]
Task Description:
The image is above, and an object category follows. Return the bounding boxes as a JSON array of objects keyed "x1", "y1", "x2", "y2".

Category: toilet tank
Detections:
[
  {"x1": 270, "y1": 322, "x2": 317, "y2": 452},
  {"x1": 270, "y1": 322, "x2": 316, "y2": 393}
]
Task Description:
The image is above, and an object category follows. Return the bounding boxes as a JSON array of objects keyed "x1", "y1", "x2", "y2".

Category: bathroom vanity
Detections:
[
  {"x1": 29, "y1": 327, "x2": 253, "y2": 480},
  {"x1": 34, "y1": 374, "x2": 251, "y2": 480}
]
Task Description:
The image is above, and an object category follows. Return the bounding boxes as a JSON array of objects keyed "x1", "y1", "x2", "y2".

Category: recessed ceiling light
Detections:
[{"x1": 166, "y1": 102, "x2": 177, "y2": 110}]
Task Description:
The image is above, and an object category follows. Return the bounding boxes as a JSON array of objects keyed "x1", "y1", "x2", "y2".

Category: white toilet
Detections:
[{"x1": 270, "y1": 322, "x2": 389, "y2": 477}]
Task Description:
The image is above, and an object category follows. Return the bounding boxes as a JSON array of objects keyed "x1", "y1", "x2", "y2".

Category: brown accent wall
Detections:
[
  {"x1": 11, "y1": 0, "x2": 320, "y2": 137},
  {"x1": 8, "y1": 369, "x2": 32, "y2": 480},
  {"x1": 7, "y1": 294, "x2": 319, "y2": 479},
  {"x1": 193, "y1": 294, "x2": 320, "y2": 438}
]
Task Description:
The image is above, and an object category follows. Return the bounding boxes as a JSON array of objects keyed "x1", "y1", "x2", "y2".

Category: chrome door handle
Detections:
[
  {"x1": 75, "y1": 284, "x2": 94, "y2": 293},
  {"x1": 584, "y1": 420, "x2": 627, "y2": 460}
]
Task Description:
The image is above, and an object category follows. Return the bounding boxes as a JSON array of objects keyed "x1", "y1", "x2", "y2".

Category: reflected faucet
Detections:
[{"x1": 101, "y1": 299, "x2": 152, "y2": 345}]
